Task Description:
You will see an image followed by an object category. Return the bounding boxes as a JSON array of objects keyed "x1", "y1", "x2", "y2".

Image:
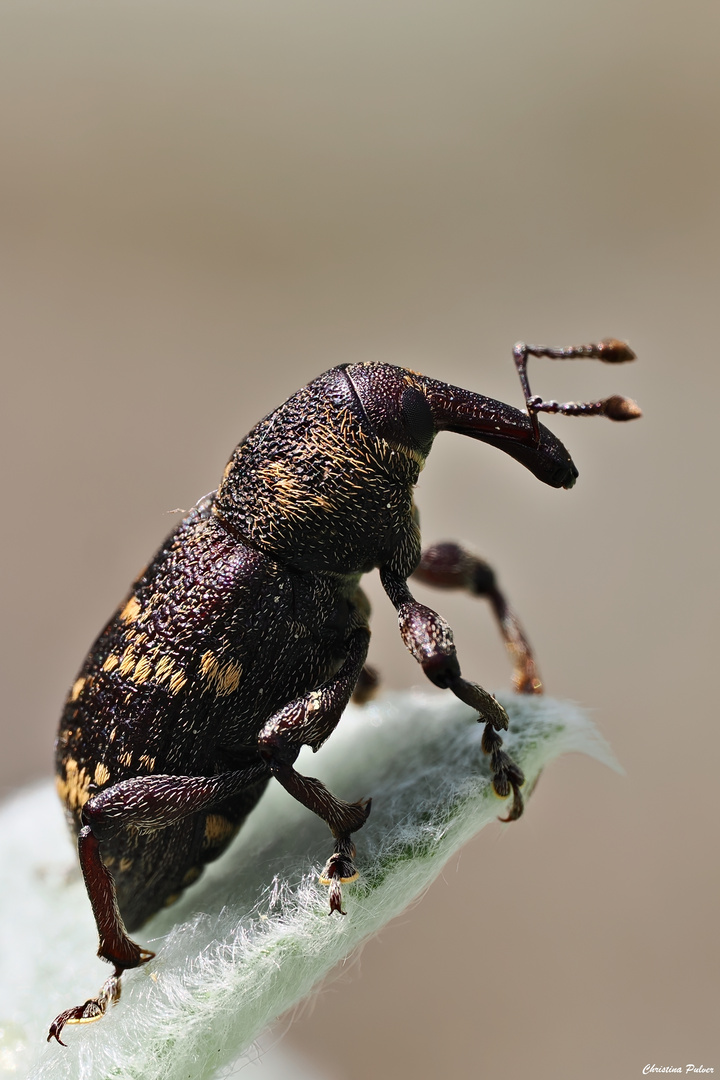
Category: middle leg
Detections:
[{"x1": 257, "y1": 625, "x2": 372, "y2": 913}]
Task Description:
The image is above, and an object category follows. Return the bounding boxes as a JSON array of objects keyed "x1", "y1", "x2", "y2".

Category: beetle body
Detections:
[
  {"x1": 50, "y1": 348, "x2": 639, "y2": 1042},
  {"x1": 56, "y1": 496, "x2": 370, "y2": 929}
]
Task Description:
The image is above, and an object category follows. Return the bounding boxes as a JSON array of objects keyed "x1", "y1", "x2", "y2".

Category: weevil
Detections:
[{"x1": 49, "y1": 339, "x2": 640, "y2": 1042}]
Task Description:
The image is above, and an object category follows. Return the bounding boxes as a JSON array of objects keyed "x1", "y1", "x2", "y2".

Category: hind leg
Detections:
[{"x1": 48, "y1": 762, "x2": 268, "y2": 1044}]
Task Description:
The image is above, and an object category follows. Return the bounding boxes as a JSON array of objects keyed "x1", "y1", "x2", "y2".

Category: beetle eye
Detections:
[{"x1": 400, "y1": 387, "x2": 436, "y2": 455}]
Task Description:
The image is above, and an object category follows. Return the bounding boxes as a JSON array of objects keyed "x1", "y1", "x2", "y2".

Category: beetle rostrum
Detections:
[{"x1": 49, "y1": 340, "x2": 640, "y2": 1043}]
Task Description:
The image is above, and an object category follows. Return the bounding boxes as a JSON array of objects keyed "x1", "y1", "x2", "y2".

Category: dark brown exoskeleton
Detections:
[{"x1": 49, "y1": 339, "x2": 640, "y2": 1042}]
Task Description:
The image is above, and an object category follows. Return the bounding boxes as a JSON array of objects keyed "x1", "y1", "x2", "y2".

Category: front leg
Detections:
[{"x1": 380, "y1": 565, "x2": 524, "y2": 820}]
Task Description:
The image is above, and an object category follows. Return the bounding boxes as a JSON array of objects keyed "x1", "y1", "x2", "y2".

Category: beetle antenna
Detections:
[{"x1": 513, "y1": 339, "x2": 641, "y2": 441}]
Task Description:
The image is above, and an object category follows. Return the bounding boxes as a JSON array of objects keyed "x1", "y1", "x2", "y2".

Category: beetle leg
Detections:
[
  {"x1": 49, "y1": 762, "x2": 270, "y2": 1043},
  {"x1": 83, "y1": 765, "x2": 268, "y2": 842},
  {"x1": 380, "y1": 566, "x2": 524, "y2": 820},
  {"x1": 351, "y1": 664, "x2": 380, "y2": 704},
  {"x1": 76, "y1": 824, "x2": 156, "y2": 971},
  {"x1": 79, "y1": 764, "x2": 267, "y2": 966},
  {"x1": 413, "y1": 541, "x2": 542, "y2": 694},
  {"x1": 258, "y1": 627, "x2": 372, "y2": 913},
  {"x1": 48, "y1": 968, "x2": 121, "y2": 1045}
]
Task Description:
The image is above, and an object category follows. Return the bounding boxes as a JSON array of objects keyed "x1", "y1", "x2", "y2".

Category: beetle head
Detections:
[
  {"x1": 345, "y1": 363, "x2": 578, "y2": 489},
  {"x1": 214, "y1": 362, "x2": 578, "y2": 574}
]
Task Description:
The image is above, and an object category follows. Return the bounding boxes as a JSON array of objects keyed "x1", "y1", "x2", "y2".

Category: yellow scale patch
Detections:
[
  {"x1": 106, "y1": 636, "x2": 188, "y2": 696},
  {"x1": 251, "y1": 406, "x2": 388, "y2": 528},
  {"x1": 119, "y1": 596, "x2": 141, "y2": 624},
  {"x1": 106, "y1": 591, "x2": 192, "y2": 693},
  {"x1": 118, "y1": 646, "x2": 137, "y2": 677},
  {"x1": 56, "y1": 757, "x2": 92, "y2": 811},
  {"x1": 93, "y1": 762, "x2": 111, "y2": 786},
  {"x1": 132, "y1": 655, "x2": 154, "y2": 685},
  {"x1": 199, "y1": 651, "x2": 242, "y2": 697},
  {"x1": 69, "y1": 677, "x2": 86, "y2": 702},
  {"x1": 168, "y1": 669, "x2": 187, "y2": 694},
  {"x1": 145, "y1": 653, "x2": 187, "y2": 695},
  {"x1": 254, "y1": 459, "x2": 325, "y2": 522},
  {"x1": 154, "y1": 655, "x2": 174, "y2": 682},
  {"x1": 203, "y1": 814, "x2": 238, "y2": 848}
]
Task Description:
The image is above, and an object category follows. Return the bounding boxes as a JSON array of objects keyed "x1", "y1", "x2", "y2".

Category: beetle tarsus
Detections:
[
  {"x1": 48, "y1": 968, "x2": 122, "y2": 1045},
  {"x1": 319, "y1": 836, "x2": 359, "y2": 915},
  {"x1": 479, "y1": 707, "x2": 526, "y2": 820},
  {"x1": 498, "y1": 781, "x2": 525, "y2": 822}
]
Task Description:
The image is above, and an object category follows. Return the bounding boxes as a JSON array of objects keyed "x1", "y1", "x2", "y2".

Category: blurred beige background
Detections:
[{"x1": 0, "y1": 2, "x2": 717, "y2": 1078}]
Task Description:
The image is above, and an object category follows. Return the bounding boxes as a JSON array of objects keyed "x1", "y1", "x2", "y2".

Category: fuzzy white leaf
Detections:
[{"x1": 0, "y1": 691, "x2": 617, "y2": 1080}]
